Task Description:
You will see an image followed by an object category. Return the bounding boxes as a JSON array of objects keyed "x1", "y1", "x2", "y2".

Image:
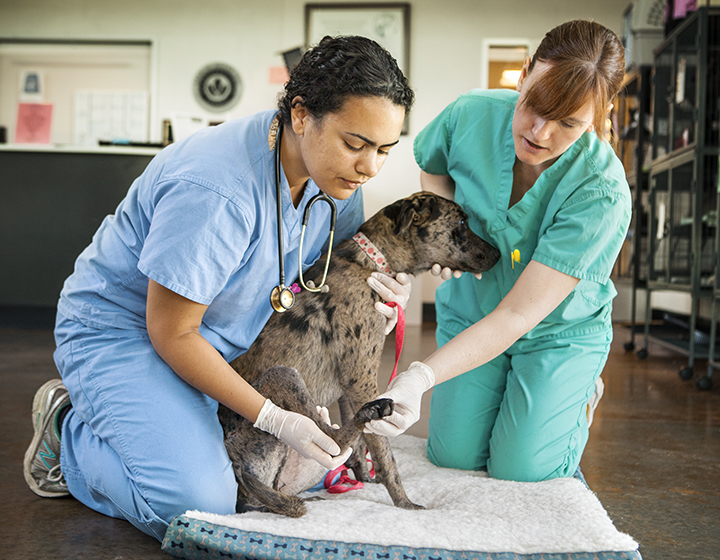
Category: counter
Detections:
[
  {"x1": 0, "y1": 145, "x2": 159, "y2": 307},
  {"x1": 0, "y1": 143, "x2": 162, "y2": 156}
]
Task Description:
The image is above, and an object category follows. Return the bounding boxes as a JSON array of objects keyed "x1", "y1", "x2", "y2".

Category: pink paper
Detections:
[
  {"x1": 15, "y1": 103, "x2": 53, "y2": 144},
  {"x1": 268, "y1": 66, "x2": 290, "y2": 84},
  {"x1": 674, "y1": 0, "x2": 697, "y2": 19}
]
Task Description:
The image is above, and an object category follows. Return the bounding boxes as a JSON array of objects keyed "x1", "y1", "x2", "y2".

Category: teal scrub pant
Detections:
[{"x1": 427, "y1": 324, "x2": 612, "y2": 482}]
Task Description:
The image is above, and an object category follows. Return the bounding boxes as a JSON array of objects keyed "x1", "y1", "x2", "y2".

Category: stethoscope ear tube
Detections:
[
  {"x1": 270, "y1": 120, "x2": 337, "y2": 311},
  {"x1": 302, "y1": 193, "x2": 337, "y2": 229},
  {"x1": 298, "y1": 193, "x2": 336, "y2": 293}
]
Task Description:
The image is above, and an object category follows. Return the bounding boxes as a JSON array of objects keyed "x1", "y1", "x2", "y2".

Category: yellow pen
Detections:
[{"x1": 511, "y1": 249, "x2": 521, "y2": 269}]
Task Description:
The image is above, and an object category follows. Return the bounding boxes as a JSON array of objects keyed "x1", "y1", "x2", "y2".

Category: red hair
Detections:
[{"x1": 521, "y1": 20, "x2": 625, "y2": 140}]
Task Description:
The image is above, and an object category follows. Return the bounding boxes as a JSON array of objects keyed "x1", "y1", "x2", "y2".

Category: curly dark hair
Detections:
[{"x1": 277, "y1": 35, "x2": 414, "y2": 124}]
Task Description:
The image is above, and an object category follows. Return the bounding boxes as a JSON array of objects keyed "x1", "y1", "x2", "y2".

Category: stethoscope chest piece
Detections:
[{"x1": 270, "y1": 285, "x2": 295, "y2": 313}]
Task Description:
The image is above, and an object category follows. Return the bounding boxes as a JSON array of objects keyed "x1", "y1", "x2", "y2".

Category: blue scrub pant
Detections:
[
  {"x1": 54, "y1": 314, "x2": 237, "y2": 541},
  {"x1": 427, "y1": 324, "x2": 612, "y2": 482}
]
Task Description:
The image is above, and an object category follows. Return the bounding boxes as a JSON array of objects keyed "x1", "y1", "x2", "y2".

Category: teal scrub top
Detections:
[{"x1": 414, "y1": 89, "x2": 632, "y2": 342}]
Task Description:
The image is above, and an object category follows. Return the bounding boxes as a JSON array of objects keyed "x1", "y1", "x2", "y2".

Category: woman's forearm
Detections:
[
  {"x1": 424, "y1": 260, "x2": 580, "y2": 385},
  {"x1": 424, "y1": 306, "x2": 529, "y2": 385},
  {"x1": 146, "y1": 279, "x2": 267, "y2": 422},
  {"x1": 153, "y1": 328, "x2": 267, "y2": 422}
]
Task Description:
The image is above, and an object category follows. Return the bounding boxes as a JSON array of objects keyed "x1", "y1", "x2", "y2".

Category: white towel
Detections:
[{"x1": 186, "y1": 435, "x2": 638, "y2": 555}]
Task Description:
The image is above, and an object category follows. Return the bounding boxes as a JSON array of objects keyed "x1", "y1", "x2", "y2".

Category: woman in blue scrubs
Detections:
[
  {"x1": 24, "y1": 36, "x2": 414, "y2": 540},
  {"x1": 365, "y1": 21, "x2": 632, "y2": 482}
]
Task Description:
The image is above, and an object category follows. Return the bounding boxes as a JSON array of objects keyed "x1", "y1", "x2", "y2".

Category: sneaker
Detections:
[
  {"x1": 23, "y1": 379, "x2": 71, "y2": 497},
  {"x1": 587, "y1": 376, "x2": 604, "y2": 427}
]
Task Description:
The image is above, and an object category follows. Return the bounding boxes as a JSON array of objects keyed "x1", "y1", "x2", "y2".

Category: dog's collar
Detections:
[{"x1": 352, "y1": 232, "x2": 395, "y2": 277}]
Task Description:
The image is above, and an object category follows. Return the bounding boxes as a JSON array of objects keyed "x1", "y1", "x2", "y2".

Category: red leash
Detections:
[
  {"x1": 324, "y1": 301, "x2": 405, "y2": 494},
  {"x1": 384, "y1": 302, "x2": 405, "y2": 385}
]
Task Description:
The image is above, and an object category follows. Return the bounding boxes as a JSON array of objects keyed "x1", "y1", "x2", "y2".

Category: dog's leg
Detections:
[
  {"x1": 338, "y1": 395, "x2": 373, "y2": 482},
  {"x1": 239, "y1": 468, "x2": 307, "y2": 518},
  {"x1": 363, "y1": 433, "x2": 424, "y2": 510},
  {"x1": 254, "y1": 367, "x2": 363, "y2": 449},
  {"x1": 223, "y1": 366, "x2": 320, "y2": 517},
  {"x1": 338, "y1": 395, "x2": 356, "y2": 429},
  {"x1": 234, "y1": 398, "x2": 393, "y2": 517},
  {"x1": 333, "y1": 395, "x2": 423, "y2": 511},
  {"x1": 340, "y1": 363, "x2": 424, "y2": 511},
  {"x1": 223, "y1": 412, "x2": 305, "y2": 516}
]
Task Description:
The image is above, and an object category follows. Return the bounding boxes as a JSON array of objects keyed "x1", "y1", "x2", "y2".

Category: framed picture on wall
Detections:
[
  {"x1": 19, "y1": 69, "x2": 45, "y2": 102},
  {"x1": 305, "y1": 3, "x2": 411, "y2": 133}
]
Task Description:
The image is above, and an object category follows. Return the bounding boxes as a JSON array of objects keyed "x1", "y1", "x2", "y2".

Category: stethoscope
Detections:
[{"x1": 270, "y1": 122, "x2": 337, "y2": 313}]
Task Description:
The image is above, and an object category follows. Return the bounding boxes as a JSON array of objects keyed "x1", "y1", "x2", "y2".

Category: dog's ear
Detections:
[{"x1": 384, "y1": 195, "x2": 438, "y2": 236}]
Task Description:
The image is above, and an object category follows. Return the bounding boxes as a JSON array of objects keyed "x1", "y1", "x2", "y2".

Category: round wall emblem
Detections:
[{"x1": 193, "y1": 63, "x2": 243, "y2": 112}]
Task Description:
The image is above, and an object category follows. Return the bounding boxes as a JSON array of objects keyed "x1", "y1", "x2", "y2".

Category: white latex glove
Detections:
[
  {"x1": 316, "y1": 405, "x2": 339, "y2": 429},
  {"x1": 254, "y1": 399, "x2": 352, "y2": 470},
  {"x1": 431, "y1": 264, "x2": 483, "y2": 281},
  {"x1": 363, "y1": 361, "x2": 435, "y2": 437},
  {"x1": 367, "y1": 272, "x2": 412, "y2": 335}
]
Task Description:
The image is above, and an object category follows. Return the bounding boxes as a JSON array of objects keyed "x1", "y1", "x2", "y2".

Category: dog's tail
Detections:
[{"x1": 240, "y1": 469, "x2": 307, "y2": 518}]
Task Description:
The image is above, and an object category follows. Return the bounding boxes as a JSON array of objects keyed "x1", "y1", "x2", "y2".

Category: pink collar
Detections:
[{"x1": 352, "y1": 232, "x2": 395, "y2": 277}]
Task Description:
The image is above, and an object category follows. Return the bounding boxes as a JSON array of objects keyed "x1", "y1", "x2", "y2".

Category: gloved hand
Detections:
[
  {"x1": 316, "y1": 405, "x2": 339, "y2": 429},
  {"x1": 363, "y1": 361, "x2": 435, "y2": 437},
  {"x1": 367, "y1": 272, "x2": 412, "y2": 335},
  {"x1": 430, "y1": 264, "x2": 483, "y2": 281},
  {"x1": 254, "y1": 399, "x2": 352, "y2": 470}
]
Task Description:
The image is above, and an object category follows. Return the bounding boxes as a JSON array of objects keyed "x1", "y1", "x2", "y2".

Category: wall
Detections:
[{"x1": 0, "y1": 0, "x2": 630, "y2": 324}]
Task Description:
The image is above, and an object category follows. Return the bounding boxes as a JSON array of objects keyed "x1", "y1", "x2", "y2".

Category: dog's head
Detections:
[{"x1": 362, "y1": 192, "x2": 500, "y2": 275}]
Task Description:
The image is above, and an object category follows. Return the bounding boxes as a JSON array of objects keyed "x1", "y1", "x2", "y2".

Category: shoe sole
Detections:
[
  {"x1": 23, "y1": 379, "x2": 70, "y2": 498},
  {"x1": 587, "y1": 377, "x2": 605, "y2": 427}
]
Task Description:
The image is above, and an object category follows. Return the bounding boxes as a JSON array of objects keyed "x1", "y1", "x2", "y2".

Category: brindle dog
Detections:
[{"x1": 219, "y1": 192, "x2": 500, "y2": 517}]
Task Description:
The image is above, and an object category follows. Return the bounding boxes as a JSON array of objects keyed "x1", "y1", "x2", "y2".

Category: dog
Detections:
[{"x1": 219, "y1": 192, "x2": 501, "y2": 517}]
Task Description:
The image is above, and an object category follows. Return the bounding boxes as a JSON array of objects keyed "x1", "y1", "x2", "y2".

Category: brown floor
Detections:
[{"x1": 2, "y1": 322, "x2": 719, "y2": 559}]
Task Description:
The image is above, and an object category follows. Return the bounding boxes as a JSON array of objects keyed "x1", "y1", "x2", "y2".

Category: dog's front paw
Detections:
[{"x1": 355, "y1": 398, "x2": 394, "y2": 424}]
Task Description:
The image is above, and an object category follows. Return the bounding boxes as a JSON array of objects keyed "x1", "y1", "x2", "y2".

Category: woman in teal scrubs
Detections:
[{"x1": 365, "y1": 20, "x2": 631, "y2": 482}]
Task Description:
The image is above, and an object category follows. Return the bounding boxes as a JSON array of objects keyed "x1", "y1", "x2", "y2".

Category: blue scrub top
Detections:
[
  {"x1": 414, "y1": 89, "x2": 632, "y2": 342},
  {"x1": 58, "y1": 110, "x2": 364, "y2": 361}
]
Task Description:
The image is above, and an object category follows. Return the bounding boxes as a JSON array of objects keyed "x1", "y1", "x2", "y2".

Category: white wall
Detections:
[{"x1": 0, "y1": 0, "x2": 630, "y2": 324}]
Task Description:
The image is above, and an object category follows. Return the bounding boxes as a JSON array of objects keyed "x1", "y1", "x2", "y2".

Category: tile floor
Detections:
[{"x1": 2, "y1": 321, "x2": 718, "y2": 559}]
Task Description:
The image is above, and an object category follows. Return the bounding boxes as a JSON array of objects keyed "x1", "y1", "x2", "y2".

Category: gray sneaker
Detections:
[{"x1": 23, "y1": 379, "x2": 71, "y2": 497}]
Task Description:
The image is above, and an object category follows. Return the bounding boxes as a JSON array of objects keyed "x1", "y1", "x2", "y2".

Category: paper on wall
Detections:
[
  {"x1": 15, "y1": 102, "x2": 53, "y2": 144},
  {"x1": 74, "y1": 91, "x2": 149, "y2": 146}
]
